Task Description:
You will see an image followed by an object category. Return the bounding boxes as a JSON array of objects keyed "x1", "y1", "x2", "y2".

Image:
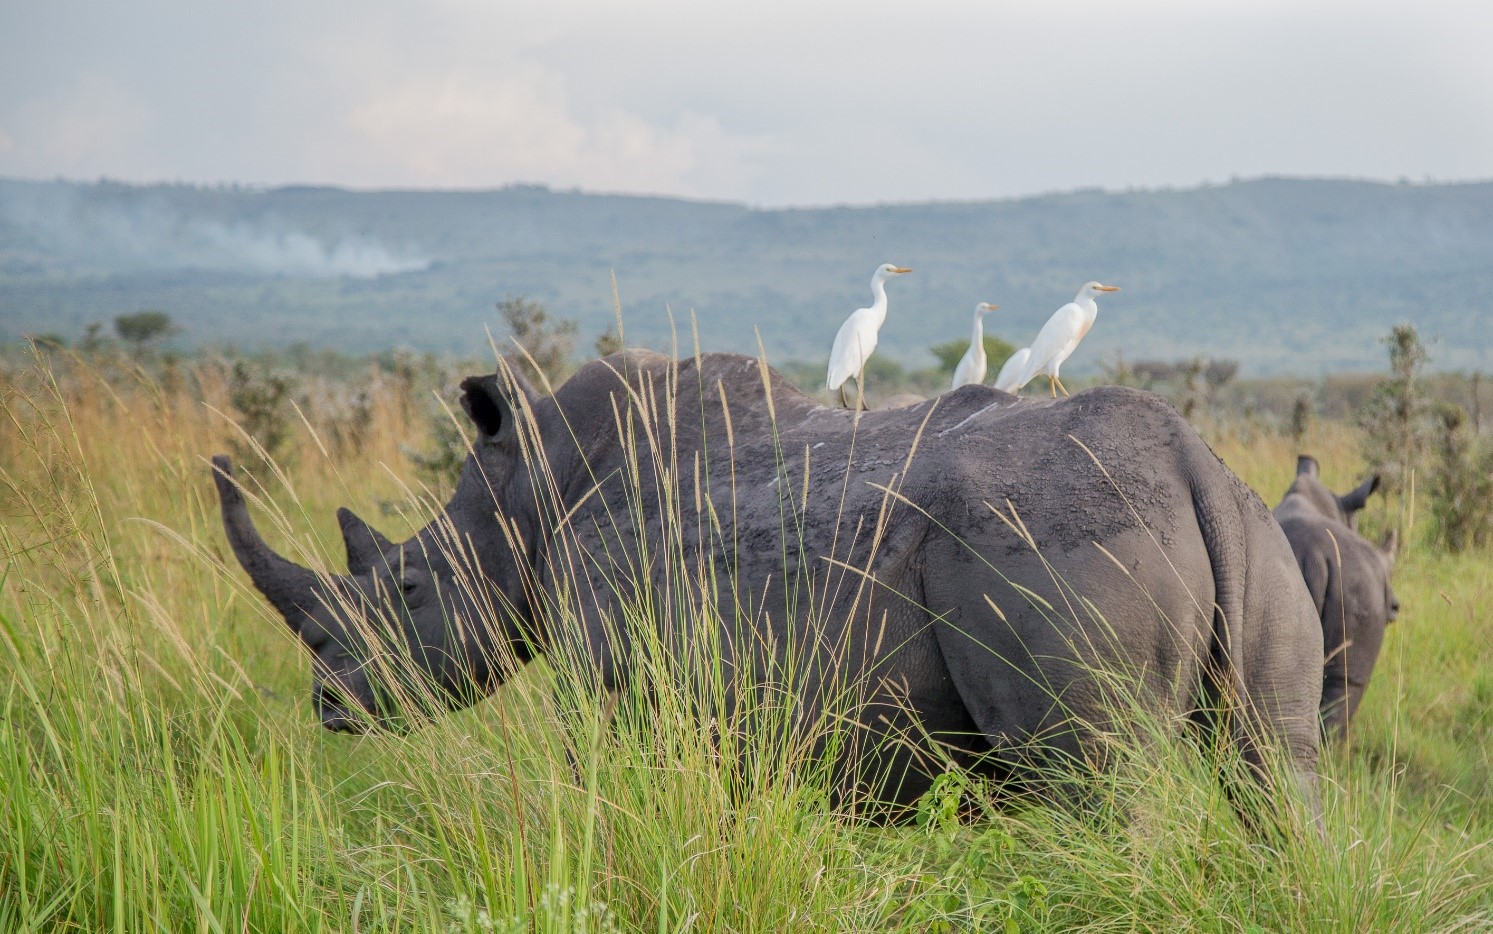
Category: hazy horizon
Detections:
[
  {"x1": 3, "y1": 0, "x2": 1490, "y2": 207},
  {"x1": 6, "y1": 169, "x2": 1490, "y2": 213}
]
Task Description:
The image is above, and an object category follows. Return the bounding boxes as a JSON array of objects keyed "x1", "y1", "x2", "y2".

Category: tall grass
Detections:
[{"x1": 2, "y1": 351, "x2": 1491, "y2": 931}]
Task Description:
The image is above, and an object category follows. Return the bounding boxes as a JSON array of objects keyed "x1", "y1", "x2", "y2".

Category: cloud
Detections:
[
  {"x1": 9, "y1": 74, "x2": 154, "y2": 174},
  {"x1": 341, "y1": 66, "x2": 776, "y2": 199}
]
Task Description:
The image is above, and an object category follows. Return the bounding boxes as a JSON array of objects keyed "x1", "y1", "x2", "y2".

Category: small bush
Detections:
[
  {"x1": 1427, "y1": 401, "x2": 1493, "y2": 552},
  {"x1": 1359, "y1": 324, "x2": 1434, "y2": 498},
  {"x1": 114, "y1": 310, "x2": 177, "y2": 349},
  {"x1": 498, "y1": 296, "x2": 578, "y2": 389},
  {"x1": 226, "y1": 359, "x2": 298, "y2": 470}
]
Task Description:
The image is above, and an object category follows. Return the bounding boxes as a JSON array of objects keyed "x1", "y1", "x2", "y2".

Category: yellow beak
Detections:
[
  {"x1": 893, "y1": 267, "x2": 913, "y2": 274},
  {"x1": 1095, "y1": 284, "x2": 1120, "y2": 292}
]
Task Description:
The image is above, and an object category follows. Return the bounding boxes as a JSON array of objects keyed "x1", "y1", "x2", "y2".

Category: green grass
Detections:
[{"x1": 2, "y1": 354, "x2": 1491, "y2": 931}]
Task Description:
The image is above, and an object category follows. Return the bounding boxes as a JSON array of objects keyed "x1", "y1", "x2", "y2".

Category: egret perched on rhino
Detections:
[
  {"x1": 1273, "y1": 456, "x2": 1399, "y2": 739},
  {"x1": 213, "y1": 350, "x2": 1323, "y2": 814},
  {"x1": 949, "y1": 302, "x2": 1000, "y2": 391},
  {"x1": 1013, "y1": 281, "x2": 1121, "y2": 397},
  {"x1": 826, "y1": 263, "x2": 912, "y2": 407}
]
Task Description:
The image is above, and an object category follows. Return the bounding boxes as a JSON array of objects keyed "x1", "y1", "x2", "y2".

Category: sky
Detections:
[{"x1": 1, "y1": 0, "x2": 1490, "y2": 207}]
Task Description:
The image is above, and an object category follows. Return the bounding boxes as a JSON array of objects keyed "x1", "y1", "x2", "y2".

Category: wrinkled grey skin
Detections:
[
  {"x1": 1273, "y1": 455, "x2": 1399, "y2": 739},
  {"x1": 213, "y1": 350, "x2": 1322, "y2": 811}
]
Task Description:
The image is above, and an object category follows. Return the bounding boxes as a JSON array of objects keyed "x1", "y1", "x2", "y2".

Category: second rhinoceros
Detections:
[
  {"x1": 1273, "y1": 455, "x2": 1399, "y2": 738},
  {"x1": 212, "y1": 350, "x2": 1323, "y2": 811}
]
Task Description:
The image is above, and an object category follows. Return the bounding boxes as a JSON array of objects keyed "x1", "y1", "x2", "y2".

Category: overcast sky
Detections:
[{"x1": 1, "y1": 0, "x2": 1490, "y2": 207}]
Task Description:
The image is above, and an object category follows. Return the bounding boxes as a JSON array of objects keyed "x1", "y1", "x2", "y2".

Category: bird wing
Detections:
[
  {"x1": 1019, "y1": 304, "x2": 1082, "y2": 383},
  {"x1": 951, "y1": 344, "x2": 984, "y2": 390},
  {"x1": 826, "y1": 310, "x2": 876, "y2": 390},
  {"x1": 994, "y1": 347, "x2": 1031, "y2": 392}
]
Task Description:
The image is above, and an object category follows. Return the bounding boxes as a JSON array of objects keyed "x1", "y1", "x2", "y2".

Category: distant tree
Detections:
[
  {"x1": 928, "y1": 336, "x2": 1017, "y2": 378},
  {"x1": 227, "y1": 359, "x2": 297, "y2": 470},
  {"x1": 1131, "y1": 360, "x2": 1180, "y2": 387},
  {"x1": 1289, "y1": 393, "x2": 1313, "y2": 445},
  {"x1": 1426, "y1": 401, "x2": 1493, "y2": 552},
  {"x1": 595, "y1": 324, "x2": 624, "y2": 358},
  {"x1": 1359, "y1": 324, "x2": 1433, "y2": 498},
  {"x1": 114, "y1": 310, "x2": 177, "y2": 348},
  {"x1": 1203, "y1": 359, "x2": 1239, "y2": 393},
  {"x1": 497, "y1": 296, "x2": 578, "y2": 389},
  {"x1": 862, "y1": 354, "x2": 906, "y2": 384},
  {"x1": 79, "y1": 323, "x2": 108, "y2": 354},
  {"x1": 1473, "y1": 371, "x2": 1484, "y2": 433},
  {"x1": 1178, "y1": 357, "x2": 1205, "y2": 420}
]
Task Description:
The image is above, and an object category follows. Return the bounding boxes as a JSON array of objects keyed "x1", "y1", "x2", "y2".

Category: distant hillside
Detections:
[{"x1": 2, "y1": 176, "x2": 1490, "y2": 375}]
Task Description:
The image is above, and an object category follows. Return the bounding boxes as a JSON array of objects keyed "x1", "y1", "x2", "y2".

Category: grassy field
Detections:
[{"x1": 2, "y1": 352, "x2": 1490, "y2": 932}]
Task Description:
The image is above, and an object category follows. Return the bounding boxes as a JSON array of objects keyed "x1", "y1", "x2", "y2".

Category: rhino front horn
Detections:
[
  {"x1": 337, "y1": 507, "x2": 395, "y2": 575},
  {"x1": 211, "y1": 455, "x2": 320, "y2": 631}
]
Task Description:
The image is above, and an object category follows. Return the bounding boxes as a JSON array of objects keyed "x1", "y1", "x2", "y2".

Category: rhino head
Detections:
[
  {"x1": 211, "y1": 366, "x2": 545, "y2": 732},
  {"x1": 1288, "y1": 455, "x2": 1382, "y2": 532}
]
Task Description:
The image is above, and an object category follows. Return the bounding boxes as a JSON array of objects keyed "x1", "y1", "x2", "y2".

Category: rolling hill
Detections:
[{"x1": 2, "y1": 176, "x2": 1490, "y2": 374}]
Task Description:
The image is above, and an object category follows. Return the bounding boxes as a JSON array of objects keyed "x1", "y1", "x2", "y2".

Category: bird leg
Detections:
[
  {"x1": 1055, "y1": 376, "x2": 1071, "y2": 397},
  {"x1": 838, "y1": 385, "x2": 850, "y2": 409},
  {"x1": 1048, "y1": 375, "x2": 1057, "y2": 398}
]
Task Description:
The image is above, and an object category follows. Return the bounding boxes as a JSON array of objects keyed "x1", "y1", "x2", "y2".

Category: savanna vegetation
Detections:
[{"x1": 2, "y1": 318, "x2": 1491, "y2": 931}]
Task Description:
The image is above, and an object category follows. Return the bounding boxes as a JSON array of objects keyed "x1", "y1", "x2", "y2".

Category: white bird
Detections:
[
  {"x1": 950, "y1": 302, "x2": 1000, "y2": 390},
  {"x1": 826, "y1": 263, "x2": 913, "y2": 406},
  {"x1": 993, "y1": 346, "x2": 1032, "y2": 394},
  {"x1": 1015, "y1": 281, "x2": 1120, "y2": 397}
]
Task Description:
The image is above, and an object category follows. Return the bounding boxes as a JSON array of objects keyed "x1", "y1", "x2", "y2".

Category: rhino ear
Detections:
[
  {"x1": 1295, "y1": 455, "x2": 1320, "y2": 478},
  {"x1": 460, "y1": 366, "x2": 538, "y2": 442},
  {"x1": 1338, "y1": 474, "x2": 1381, "y2": 516},
  {"x1": 337, "y1": 507, "x2": 394, "y2": 575}
]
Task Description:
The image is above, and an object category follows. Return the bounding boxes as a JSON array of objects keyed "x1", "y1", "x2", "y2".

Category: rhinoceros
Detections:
[
  {"x1": 1273, "y1": 455, "x2": 1399, "y2": 738},
  {"x1": 212, "y1": 350, "x2": 1323, "y2": 811}
]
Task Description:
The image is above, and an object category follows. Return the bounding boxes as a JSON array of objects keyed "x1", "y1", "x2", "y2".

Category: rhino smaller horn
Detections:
[
  {"x1": 1379, "y1": 528, "x2": 1398, "y2": 562},
  {"x1": 338, "y1": 507, "x2": 395, "y2": 575}
]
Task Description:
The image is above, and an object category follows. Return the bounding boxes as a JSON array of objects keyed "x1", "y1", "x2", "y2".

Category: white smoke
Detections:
[
  {"x1": 0, "y1": 181, "x2": 431, "y2": 279},
  {"x1": 191, "y1": 220, "x2": 430, "y2": 278}
]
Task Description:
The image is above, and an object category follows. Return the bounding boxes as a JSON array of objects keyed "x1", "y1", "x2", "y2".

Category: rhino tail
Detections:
[{"x1": 1187, "y1": 469, "x2": 1254, "y2": 744}]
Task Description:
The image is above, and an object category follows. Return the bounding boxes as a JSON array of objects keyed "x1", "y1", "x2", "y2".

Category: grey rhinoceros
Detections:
[
  {"x1": 212, "y1": 350, "x2": 1323, "y2": 811},
  {"x1": 1273, "y1": 455, "x2": 1399, "y2": 738}
]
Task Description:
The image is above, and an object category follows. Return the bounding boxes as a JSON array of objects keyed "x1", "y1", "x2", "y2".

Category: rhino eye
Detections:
[{"x1": 401, "y1": 579, "x2": 418, "y2": 594}]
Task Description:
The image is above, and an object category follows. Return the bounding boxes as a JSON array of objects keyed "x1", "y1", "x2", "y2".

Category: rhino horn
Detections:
[
  {"x1": 1295, "y1": 455, "x2": 1320, "y2": 478},
  {"x1": 337, "y1": 507, "x2": 395, "y2": 575},
  {"x1": 211, "y1": 455, "x2": 320, "y2": 631},
  {"x1": 1379, "y1": 528, "x2": 1398, "y2": 567},
  {"x1": 1339, "y1": 474, "x2": 1381, "y2": 516}
]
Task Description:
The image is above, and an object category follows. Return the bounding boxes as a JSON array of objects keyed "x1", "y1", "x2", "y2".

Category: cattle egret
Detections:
[
  {"x1": 949, "y1": 302, "x2": 1000, "y2": 390},
  {"x1": 826, "y1": 263, "x2": 913, "y2": 406},
  {"x1": 1016, "y1": 281, "x2": 1120, "y2": 397},
  {"x1": 994, "y1": 346, "x2": 1032, "y2": 394}
]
